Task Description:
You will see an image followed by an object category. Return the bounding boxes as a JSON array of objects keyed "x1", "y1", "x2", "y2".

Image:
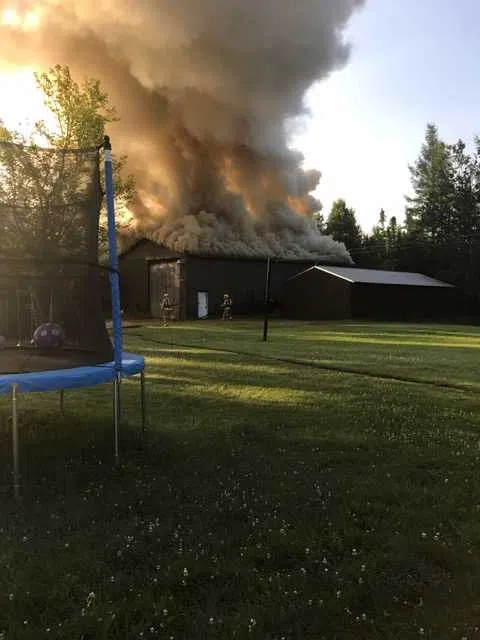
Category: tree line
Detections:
[{"x1": 318, "y1": 123, "x2": 480, "y2": 303}]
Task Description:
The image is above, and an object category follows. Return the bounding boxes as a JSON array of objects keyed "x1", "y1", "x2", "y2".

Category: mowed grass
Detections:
[
  {"x1": 131, "y1": 318, "x2": 480, "y2": 390},
  {"x1": 0, "y1": 320, "x2": 480, "y2": 638}
]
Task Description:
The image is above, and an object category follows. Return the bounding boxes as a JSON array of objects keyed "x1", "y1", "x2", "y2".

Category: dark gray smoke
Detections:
[{"x1": 0, "y1": 0, "x2": 365, "y2": 260}]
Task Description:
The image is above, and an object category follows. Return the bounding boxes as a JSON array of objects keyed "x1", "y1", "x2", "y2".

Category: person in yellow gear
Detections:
[
  {"x1": 221, "y1": 293, "x2": 233, "y2": 320},
  {"x1": 160, "y1": 292, "x2": 173, "y2": 327}
]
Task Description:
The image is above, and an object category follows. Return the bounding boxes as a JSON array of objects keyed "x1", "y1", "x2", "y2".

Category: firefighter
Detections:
[
  {"x1": 160, "y1": 292, "x2": 173, "y2": 327},
  {"x1": 221, "y1": 293, "x2": 233, "y2": 320}
]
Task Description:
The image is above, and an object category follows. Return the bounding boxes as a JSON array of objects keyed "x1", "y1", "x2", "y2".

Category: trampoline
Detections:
[{"x1": 0, "y1": 136, "x2": 146, "y2": 499}]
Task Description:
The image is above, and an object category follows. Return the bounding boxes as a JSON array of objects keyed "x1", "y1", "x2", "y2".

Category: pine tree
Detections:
[
  {"x1": 406, "y1": 123, "x2": 454, "y2": 242},
  {"x1": 325, "y1": 199, "x2": 362, "y2": 250}
]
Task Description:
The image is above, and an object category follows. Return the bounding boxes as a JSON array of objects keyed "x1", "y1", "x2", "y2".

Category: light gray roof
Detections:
[{"x1": 313, "y1": 266, "x2": 455, "y2": 288}]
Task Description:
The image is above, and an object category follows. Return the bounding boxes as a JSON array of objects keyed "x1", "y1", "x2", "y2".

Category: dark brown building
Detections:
[
  {"x1": 118, "y1": 239, "x2": 324, "y2": 319},
  {"x1": 282, "y1": 265, "x2": 458, "y2": 320}
]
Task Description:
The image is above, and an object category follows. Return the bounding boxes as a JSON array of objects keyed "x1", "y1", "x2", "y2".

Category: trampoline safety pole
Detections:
[
  {"x1": 11, "y1": 384, "x2": 20, "y2": 501},
  {"x1": 103, "y1": 135, "x2": 123, "y2": 374},
  {"x1": 103, "y1": 135, "x2": 123, "y2": 461}
]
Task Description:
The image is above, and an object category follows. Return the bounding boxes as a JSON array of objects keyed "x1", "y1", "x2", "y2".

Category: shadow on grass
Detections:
[{"x1": 0, "y1": 340, "x2": 480, "y2": 638}]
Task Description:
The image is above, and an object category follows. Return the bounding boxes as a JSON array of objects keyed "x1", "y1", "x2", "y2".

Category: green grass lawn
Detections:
[{"x1": 1, "y1": 320, "x2": 480, "y2": 638}]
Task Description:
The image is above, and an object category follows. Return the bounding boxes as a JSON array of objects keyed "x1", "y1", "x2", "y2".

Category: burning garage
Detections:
[{"x1": 119, "y1": 239, "x2": 350, "y2": 319}]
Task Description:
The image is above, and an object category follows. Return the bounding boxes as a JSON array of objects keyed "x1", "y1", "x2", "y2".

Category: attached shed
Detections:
[
  {"x1": 119, "y1": 239, "x2": 321, "y2": 319},
  {"x1": 282, "y1": 266, "x2": 457, "y2": 321}
]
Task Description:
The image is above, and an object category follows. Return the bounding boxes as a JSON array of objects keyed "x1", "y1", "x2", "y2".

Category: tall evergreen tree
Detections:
[
  {"x1": 325, "y1": 199, "x2": 362, "y2": 250},
  {"x1": 449, "y1": 139, "x2": 479, "y2": 237},
  {"x1": 377, "y1": 208, "x2": 386, "y2": 234},
  {"x1": 406, "y1": 123, "x2": 454, "y2": 242},
  {"x1": 447, "y1": 138, "x2": 480, "y2": 293}
]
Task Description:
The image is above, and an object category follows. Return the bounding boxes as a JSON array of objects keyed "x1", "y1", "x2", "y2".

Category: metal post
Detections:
[
  {"x1": 113, "y1": 375, "x2": 120, "y2": 464},
  {"x1": 59, "y1": 389, "x2": 64, "y2": 413},
  {"x1": 140, "y1": 370, "x2": 146, "y2": 431},
  {"x1": 262, "y1": 256, "x2": 272, "y2": 342},
  {"x1": 11, "y1": 384, "x2": 20, "y2": 501}
]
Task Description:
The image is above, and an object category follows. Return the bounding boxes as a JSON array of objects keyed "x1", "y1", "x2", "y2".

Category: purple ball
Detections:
[{"x1": 32, "y1": 323, "x2": 65, "y2": 349}]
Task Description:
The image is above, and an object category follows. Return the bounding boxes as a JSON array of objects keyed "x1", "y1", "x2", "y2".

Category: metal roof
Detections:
[{"x1": 313, "y1": 266, "x2": 455, "y2": 288}]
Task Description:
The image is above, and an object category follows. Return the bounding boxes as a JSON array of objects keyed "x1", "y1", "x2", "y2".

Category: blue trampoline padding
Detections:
[{"x1": 0, "y1": 352, "x2": 145, "y2": 396}]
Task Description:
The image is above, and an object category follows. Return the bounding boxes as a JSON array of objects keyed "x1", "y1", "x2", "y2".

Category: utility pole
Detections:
[{"x1": 262, "y1": 256, "x2": 272, "y2": 342}]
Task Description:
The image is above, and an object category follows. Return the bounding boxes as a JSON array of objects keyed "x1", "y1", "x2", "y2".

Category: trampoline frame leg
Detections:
[
  {"x1": 113, "y1": 375, "x2": 121, "y2": 464},
  {"x1": 114, "y1": 374, "x2": 122, "y2": 424},
  {"x1": 140, "y1": 370, "x2": 146, "y2": 431},
  {"x1": 11, "y1": 384, "x2": 20, "y2": 501}
]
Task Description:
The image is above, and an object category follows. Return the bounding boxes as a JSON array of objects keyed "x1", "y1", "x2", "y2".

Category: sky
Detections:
[
  {"x1": 293, "y1": 0, "x2": 480, "y2": 232},
  {"x1": 0, "y1": 66, "x2": 51, "y2": 129},
  {"x1": 1, "y1": 0, "x2": 480, "y2": 234}
]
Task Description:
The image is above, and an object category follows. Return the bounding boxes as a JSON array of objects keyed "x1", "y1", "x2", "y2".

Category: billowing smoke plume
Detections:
[{"x1": 0, "y1": 0, "x2": 364, "y2": 261}]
